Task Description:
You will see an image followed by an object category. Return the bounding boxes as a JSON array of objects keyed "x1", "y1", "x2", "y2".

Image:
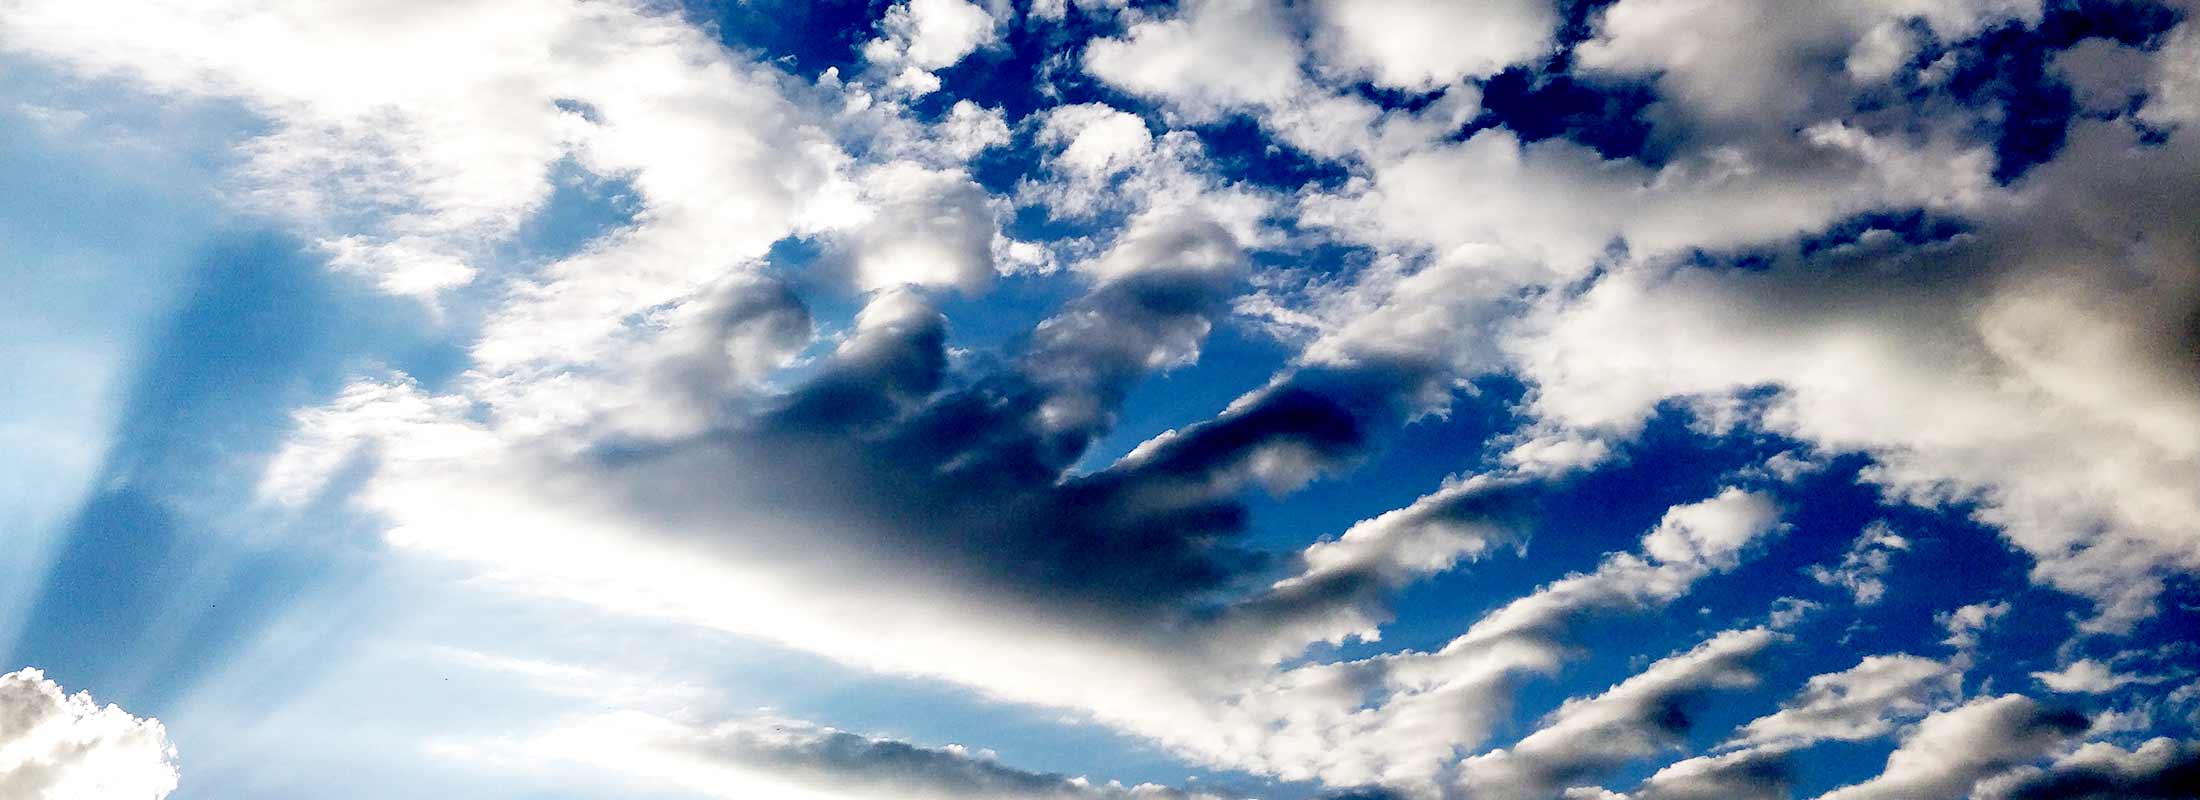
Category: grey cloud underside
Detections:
[
  {"x1": 1986, "y1": 738, "x2": 2200, "y2": 799},
  {"x1": 572, "y1": 252, "x2": 1442, "y2": 628}
]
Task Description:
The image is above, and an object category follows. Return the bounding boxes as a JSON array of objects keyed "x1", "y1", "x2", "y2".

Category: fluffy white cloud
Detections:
[
  {"x1": 0, "y1": 0, "x2": 869, "y2": 301},
  {"x1": 0, "y1": 669, "x2": 178, "y2": 800},
  {"x1": 834, "y1": 161, "x2": 1001, "y2": 293},
  {"x1": 1084, "y1": 0, "x2": 1305, "y2": 122},
  {"x1": 864, "y1": 0, "x2": 1002, "y2": 96},
  {"x1": 1639, "y1": 487, "x2": 1783, "y2": 570}
]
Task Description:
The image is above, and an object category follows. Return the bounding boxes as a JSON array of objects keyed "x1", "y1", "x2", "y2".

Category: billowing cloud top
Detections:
[{"x1": 2, "y1": 0, "x2": 2197, "y2": 799}]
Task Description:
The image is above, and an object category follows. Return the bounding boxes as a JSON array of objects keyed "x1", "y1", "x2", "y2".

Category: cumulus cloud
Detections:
[
  {"x1": 1307, "y1": 0, "x2": 1557, "y2": 91},
  {"x1": 0, "y1": 668, "x2": 178, "y2": 800},
  {"x1": 1084, "y1": 0, "x2": 1305, "y2": 122},
  {"x1": 830, "y1": 161, "x2": 1001, "y2": 293},
  {"x1": 863, "y1": 0, "x2": 1003, "y2": 96}
]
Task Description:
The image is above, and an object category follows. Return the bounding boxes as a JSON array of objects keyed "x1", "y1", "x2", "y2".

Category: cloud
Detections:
[
  {"x1": 1625, "y1": 653, "x2": 1963, "y2": 799},
  {"x1": 1940, "y1": 600, "x2": 2012, "y2": 650},
  {"x1": 1729, "y1": 654, "x2": 1962, "y2": 750},
  {"x1": 0, "y1": 0, "x2": 866, "y2": 302},
  {"x1": 864, "y1": 0, "x2": 1003, "y2": 96},
  {"x1": 1497, "y1": 112, "x2": 2200, "y2": 631},
  {"x1": 1307, "y1": 0, "x2": 1557, "y2": 91},
  {"x1": 1977, "y1": 737, "x2": 2200, "y2": 800},
  {"x1": 20, "y1": 1, "x2": 2200, "y2": 798},
  {"x1": 1576, "y1": 0, "x2": 2042, "y2": 130},
  {"x1": 1189, "y1": 488, "x2": 1783, "y2": 792},
  {"x1": 0, "y1": 668, "x2": 178, "y2": 800},
  {"x1": 1806, "y1": 521, "x2": 1910, "y2": 606},
  {"x1": 2033, "y1": 659, "x2": 2173, "y2": 695},
  {"x1": 1084, "y1": 0, "x2": 1305, "y2": 122},
  {"x1": 830, "y1": 161, "x2": 1001, "y2": 293},
  {"x1": 456, "y1": 710, "x2": 1219, "y2": 800},
  {"x1": 1457, "y1": 627, "x2": 1782, "y2": 800},
  {"x1": 1818, "y1": 694, "x2": 2087, "y2": 800}
]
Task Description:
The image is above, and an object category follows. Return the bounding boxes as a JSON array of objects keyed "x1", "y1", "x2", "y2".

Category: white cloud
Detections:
[
  {"x1": 1806, "y1": 521, "x2": 1910, "y2": 606},
  {"x1": 835, "y1": 161, "x2": 1001, "y2": 293},
  {"x1": 2033, "y1": 658, "x2": 2172, "y2": 695},
  {"x1": 1458, "y1": 627, "x2": 1781, "y2": 799},
  {"x1": 1765, "y1": 597, "x2": 1823, "y2": 630},
  {"x1": 1728, "y1": 654, "x2": 1960, "y2": 749},
  {"x1": 1817, "y1": 694, "x2": 2085, "y2": 800},
  {"x1": 1640, "y1": 487, "x2": 1783, "y2": 570},
  {"x1": 863, "y1": 0, "x2": 1002, "y2": 96},
  {"x1": 1939, "y1": 600, "x2": 2011, "y2": 650},
  {"x1": 1083, "y1": 0, "x2": 1305, "y2": 122},
  {"x1": 0, "y1": 668, "x2": 178, "y2": 800},
  {"x1": 22, "y1": 1, "x2": 2200, "y2": 797},
  {"x1": 1487, "y1": 106, "x2": 2200, "y2": 633},
  {"x1": 1308, "y1": 0, "x2": 1557, "y2": 91},
  {"x1": 1627, "y1": 653, "x2": 1962, "y2": 799},
  {"x1": 1037, "y1": 104, "x2": 1155, "y2": 184},
  {"x1": 0, "y1": 0, "x2": 863, "y2": 301}
]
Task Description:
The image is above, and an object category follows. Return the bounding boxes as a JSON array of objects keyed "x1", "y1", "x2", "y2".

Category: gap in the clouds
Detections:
[
  {"x1": 690, "y1": 0, "x2": 884, "y2": 80},
  {"x1": 1237, "y1": 376, "x2": 1528, "y2": 569},
  {"x1": 1785, "y1": 738, "x2": 1906, "y2": 797},
  {"x1": 503, "y1": 158, "x2": 643, "y2": 267},
  {"x1": 1938, "y1": 0, "x2": 2186, "y2": 183},
  {"x1": 1196, "y1": 115, "x2": 1355, "y2": 192},
  {"x1": 1465, "y1": 67, "x2": 1664, "y2": 164},
  {"x1": 931, "y1": 1, "x2": 1192, "y2": 122},
  {"x1": 1070, "y1": 318, "x2": 1299, "y2": 475},
  {"x1": 1796, "y1": 209, "x2": 1975, "y2": 259}
]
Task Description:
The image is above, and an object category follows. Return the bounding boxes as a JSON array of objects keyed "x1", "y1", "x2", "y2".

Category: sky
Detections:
[{"x1": 2, "y1": 0, "x2": 2198, "y2": 798}]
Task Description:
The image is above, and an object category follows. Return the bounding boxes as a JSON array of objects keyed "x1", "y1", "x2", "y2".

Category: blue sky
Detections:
[{"x1": 3, "y1": 1, "x2": 2199, "y2": 798}]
